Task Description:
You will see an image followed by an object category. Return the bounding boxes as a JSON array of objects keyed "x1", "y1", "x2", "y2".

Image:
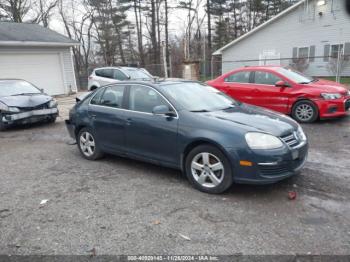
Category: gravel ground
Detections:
[{"x1": 0, "y1": 95, "x2": 349, "y2": 255}]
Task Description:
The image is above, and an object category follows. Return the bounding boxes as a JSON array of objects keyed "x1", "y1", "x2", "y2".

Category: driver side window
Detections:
[
  {"x1": 254, "y1": 71, "x2": 282, "y2": 85},
  {"x1": 128, "y1": 85, "x2": 170, "y2": 113}
]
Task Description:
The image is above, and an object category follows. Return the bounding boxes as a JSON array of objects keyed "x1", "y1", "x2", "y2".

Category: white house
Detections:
[
  {"x1": 213, "y1": 0, "x2": 350, "y2": 77},
  {"x1": 0, "y1": 22, "x2": 79, "y2": 95}
]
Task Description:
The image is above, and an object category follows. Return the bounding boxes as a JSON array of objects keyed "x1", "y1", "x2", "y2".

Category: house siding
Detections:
[
  {"x1": 220, "y1": 0, "x2": 350, "y2": 77},
  {"x1": 0, "y1": 46, "x2": 77, "y2": 94}
]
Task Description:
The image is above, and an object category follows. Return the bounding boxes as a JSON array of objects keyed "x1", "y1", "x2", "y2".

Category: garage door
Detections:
[{"x1": 0, "y1": 53, "x2": 65, "y2": 95}]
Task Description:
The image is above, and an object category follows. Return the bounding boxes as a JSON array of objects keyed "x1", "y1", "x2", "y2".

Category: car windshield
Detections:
[
  {"x1": 276, "y1": 67, "x2": 314, "y2": 84},
  {"x1": 159, "y1": 82, "x2": 238, "y2": 112},
  {"x1": 125, "y1": 69, "x2": 152, "y2": 80},
  {"x1": 0, "y1": 80, "x2": 41, "y2": 97}
]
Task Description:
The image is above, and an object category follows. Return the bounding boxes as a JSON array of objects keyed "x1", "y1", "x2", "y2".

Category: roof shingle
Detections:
[{"x1": 0, "y1": 22, "x2": 79, "y2": 46}]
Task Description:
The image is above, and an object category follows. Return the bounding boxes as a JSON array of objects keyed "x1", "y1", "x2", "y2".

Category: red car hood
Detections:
[{"x1": 306, "y1": 79, "x2": 348, "y2": 95}]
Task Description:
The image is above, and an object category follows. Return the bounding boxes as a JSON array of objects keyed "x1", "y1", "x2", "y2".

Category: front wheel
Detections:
[
  {"x1": 292, "y1": 100, "x2": 318, "y2": 123},
  {"x1": 77, "y1": 128, "x2": 104, "y2": 160},
  {"x1": 185, "y1": 144, "x2": 233, "y2": 194}
]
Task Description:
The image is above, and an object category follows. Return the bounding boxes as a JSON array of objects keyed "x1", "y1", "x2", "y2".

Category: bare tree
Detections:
[
  {"x1": 31, "y1": 0, "x2": 59, "y2": 27},
  {"x1": 58, "y1": 0, "x2": 95, "y2": 88},
  {"x1": 0, "y1": 0, "x2": 30, "y2": 22}
]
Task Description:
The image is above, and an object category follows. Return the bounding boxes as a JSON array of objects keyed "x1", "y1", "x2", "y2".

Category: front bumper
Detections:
[
  {"x1": 2, "y1": 108, "x2": 58, "y2": 125},
  {"x1": 315, "y1": 97, "x2": 350, "y2": 118},
  {"x1": 227, "y1": 141, "x2": 308, "y2": 184}
]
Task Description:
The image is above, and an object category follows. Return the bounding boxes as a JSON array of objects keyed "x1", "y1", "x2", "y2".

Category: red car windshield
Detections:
[{"x1": 276, "y1": 68, "x2": 314, "y2": 84}]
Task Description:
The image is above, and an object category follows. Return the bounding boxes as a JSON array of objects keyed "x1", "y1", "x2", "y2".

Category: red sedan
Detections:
[{"x1": 207, "y1": 66, "x2": 350, "y2": 123}]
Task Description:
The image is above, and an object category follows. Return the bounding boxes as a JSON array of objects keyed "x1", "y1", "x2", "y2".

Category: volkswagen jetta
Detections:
[{"x1": 66, "y1": 81, "x2": 308, "y2": 194}]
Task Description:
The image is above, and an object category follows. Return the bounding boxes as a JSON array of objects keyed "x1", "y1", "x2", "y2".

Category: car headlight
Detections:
[
  {"x1": 347, "y1": 90, "x2": 350, "y2": 96},
  {"x1": 48, "y1": 99, "x2": 58, "y2": 108},
  {"x1": 321, "y1": 93, "x2": 341, "y2": 100},
  {"x1": 296, "y1": 126, "x2": 307, "y2": 141},
  {"x1": 245, "y1": 132, "x2": 284, "y2": 150},
  {"x1": 0, "y1": 102, "x2": 20, "y2": 113}
]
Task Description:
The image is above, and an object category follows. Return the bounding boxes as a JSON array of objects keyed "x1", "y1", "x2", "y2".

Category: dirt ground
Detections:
[{"x1": 0, "y1": 95, "x2": 349, "y2": 255}]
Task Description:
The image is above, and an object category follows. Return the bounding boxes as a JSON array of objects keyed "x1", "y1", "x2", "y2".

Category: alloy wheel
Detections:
[
  {"x1": 191, "y1": 152, "x2": 225, "y2": 188},
  {"x1": 295, "y1": 103, "x2": 314, "y2": 122},
  {"x1": 79, "y1": 131, "x2": 95, "y2": 157}
]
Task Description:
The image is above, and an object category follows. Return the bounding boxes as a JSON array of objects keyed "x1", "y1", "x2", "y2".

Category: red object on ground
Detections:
[
  {"x1": 207, "y1": 66, "x2": 350, "y2": 122},
  {"x1": 288, "y1": 191, "x2": 297, "y2": 200}
]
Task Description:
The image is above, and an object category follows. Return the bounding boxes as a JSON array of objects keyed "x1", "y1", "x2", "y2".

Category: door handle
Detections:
[{"x1": 90, "y1": 114, "x2": 97, "y2": 119}]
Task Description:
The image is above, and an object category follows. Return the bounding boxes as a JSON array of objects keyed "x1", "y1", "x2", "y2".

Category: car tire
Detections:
[
  {"x1": 292, "y1": 100, "x2": 318, "y2": 123},
  {"x1": 77, "y1": 127, "x2": 104, "y2": 160},
  {"x1": 0, "y1": 114, "x2": 6, "y2": 131},
  {"x1": 48, "y1": 116, "x2": 57, "y2": 123},
  {"x1": 185, "y1": 144, "x2": 233, "y2": 194}
]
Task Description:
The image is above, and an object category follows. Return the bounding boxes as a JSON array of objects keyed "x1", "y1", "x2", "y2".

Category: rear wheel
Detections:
[
  {"x1": 292, "y1": 100, "x2": 318, "y2": 123},
  {"x1": 77, "y1": 128, "x2": 103, "y2": 160},
  {"x1": 0, "y1": 113, "x2": 6, "y2": 131},
  {"x1": 185, "y1": 144, "x2": 233, "y2": 194}
]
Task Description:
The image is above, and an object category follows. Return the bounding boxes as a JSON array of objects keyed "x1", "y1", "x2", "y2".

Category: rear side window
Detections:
[
  {"x1": 95, "y1": 69, "x2": 103, "y2": 77},
  {"x1": 225, "y1": 71, "x2": 251, "y2": 83},
  {"x1": 113, "y1": 69, "x2": 128, "y2": 80},
  {"x1": 95, "y1": 69, "x2": 113, "y2": 79},
  {"x1": 254, "y1": 71, "x2": 281, "y2": 85},
  {"x1": 90, "y1": 88, "x2": 104, "y2": 105},
  {"x1": 99, "y1": 85, "x2": 125, "y2": 108}
]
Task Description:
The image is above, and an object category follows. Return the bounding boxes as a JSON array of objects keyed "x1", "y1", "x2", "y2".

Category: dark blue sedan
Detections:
[{"x1": 66, "y1": 80, "x2": 308, "y2": 194}]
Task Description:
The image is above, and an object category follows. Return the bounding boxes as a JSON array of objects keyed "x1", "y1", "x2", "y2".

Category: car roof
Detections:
[
  {"x1": 94, "y1": 66, "x2": 145, "y2": 71},
  {"x1": 241, "y1": 65, "x2": 283, "y2": 70},
  {"x1": 101, "y1": 79, "x2": 199, "y2": 88}
]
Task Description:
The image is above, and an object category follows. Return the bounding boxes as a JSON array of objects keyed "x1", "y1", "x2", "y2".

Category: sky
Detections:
[{"x1": 49, "y1": 0, "x2": 208, "y2": 39}]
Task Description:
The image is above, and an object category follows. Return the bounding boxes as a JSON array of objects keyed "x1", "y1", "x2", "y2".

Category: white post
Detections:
[{"x1": 162, "y1": 41, "x2": 168, "y2": 78}]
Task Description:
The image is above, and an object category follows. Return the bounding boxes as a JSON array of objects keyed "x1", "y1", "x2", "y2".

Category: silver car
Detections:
[{"x1": 87, "y1": 67, "x2": 153, "y2": 91}]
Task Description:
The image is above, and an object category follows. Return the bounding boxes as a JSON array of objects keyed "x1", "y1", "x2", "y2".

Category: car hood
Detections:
[
  {"x1": 0, "y1": 94, "x2": 52, "y2": 108},
  {"x1": 305, "y1": 79, "x2": 348, "y2": 94},
  {"x1": 200, "y1": 104, "x2": 298, "y2": 136}
]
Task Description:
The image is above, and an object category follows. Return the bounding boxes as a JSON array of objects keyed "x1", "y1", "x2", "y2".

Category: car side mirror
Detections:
[
  {"x1": 275, "y1": 80, "x2": 290, "y2": 88},
  {"x1": 152, "y1": 105, "x2": 176, "y2": 117},
  {"x1": 39, "y1": 88, "x2": 44, "y2": 93}
]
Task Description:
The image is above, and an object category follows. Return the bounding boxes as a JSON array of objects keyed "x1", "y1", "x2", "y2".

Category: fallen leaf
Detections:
[
  {"x1": 288, "y1": 191, "x2": 297, "y2": 200},
  {"x1": 153, "y1": 220, "x2": 161, "y2": 225},
  {"x1": 179, "y1": 233, "x2": 191, "y2": 241}
]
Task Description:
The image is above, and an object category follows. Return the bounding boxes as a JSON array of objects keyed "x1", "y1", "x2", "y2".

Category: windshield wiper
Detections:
[{"x1": 190, "y1": 109, "x2": 210, "y2": 113}]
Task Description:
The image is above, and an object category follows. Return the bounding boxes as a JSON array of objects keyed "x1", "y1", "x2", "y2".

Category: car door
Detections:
[
  {"x1": 252, "y1": 70, "x2": 289, "y2": 113},
  {"x1": 124, "y1": 84, "x2": 179, "y2": 165},
  {"x1": 88, "y1": 85, "x2": 127, "y2": 153},
  {"x1": 221, "y1": 71, "x2": 255, "y2": 105}
]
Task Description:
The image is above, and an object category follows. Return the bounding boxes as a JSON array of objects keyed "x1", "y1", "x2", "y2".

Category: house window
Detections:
[
  {"x1": 330, "y1": 44, "x2": 344, "y2": 58},
  {"x1": 298, "y1": 47, "x2": 309, "y2": 59}
]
